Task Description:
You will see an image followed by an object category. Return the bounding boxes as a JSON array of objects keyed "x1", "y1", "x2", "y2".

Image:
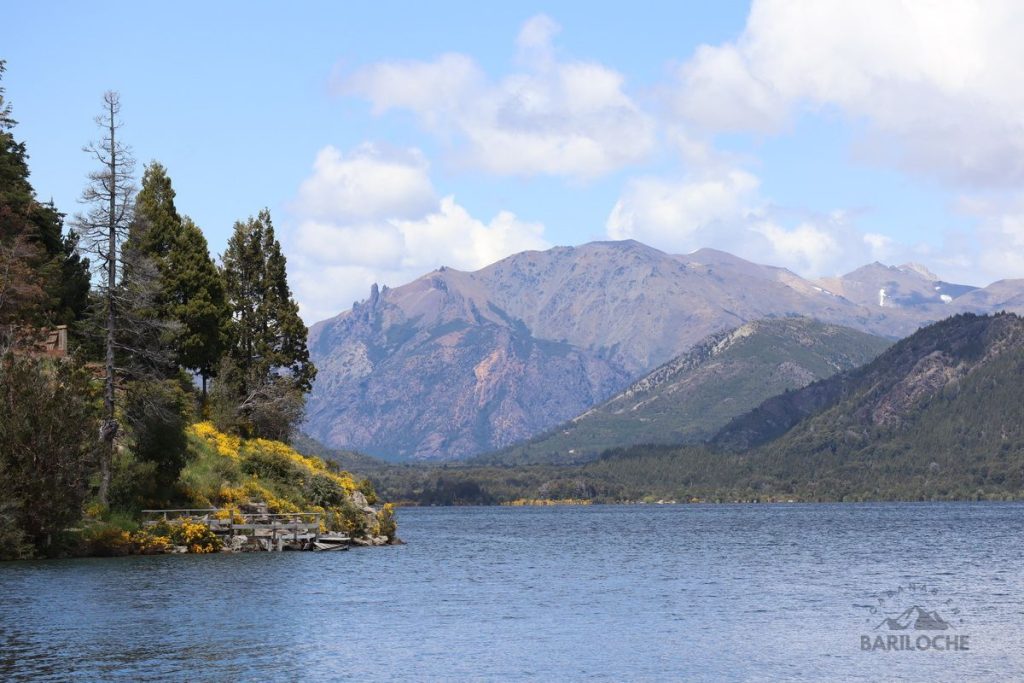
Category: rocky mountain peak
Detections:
[{"x1": 305, "y1": 240, "x2": 1024, "y2": 461}]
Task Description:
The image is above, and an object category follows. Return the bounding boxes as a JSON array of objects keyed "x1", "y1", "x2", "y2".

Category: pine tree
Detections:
[
  {"x1": 165, "y1": 216, "x2": 228, "y2": 395},
  {"x1": 131, "y1": 161, "x2": 181, "y2": 260},
  {"x1": 218, "y1": 209, "x2": 315, "y2": 439},
  {"x1": 0, "y1": 61, "x2": 90, "y2": 339},
  {"x1": 126, "y1": 163, "x2": 229, "y2": 391},
  {"x1": 259, "y1": 214, "x2": 315, "y2": 392}
]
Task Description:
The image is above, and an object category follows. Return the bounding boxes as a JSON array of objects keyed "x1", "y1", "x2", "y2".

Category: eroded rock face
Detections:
[
  {"x1": 870, "y1": 351, "x2": 964, "y2": 428},
  {"x1": 305, "y1": 241, "x2": 1024, "y2": 461}
]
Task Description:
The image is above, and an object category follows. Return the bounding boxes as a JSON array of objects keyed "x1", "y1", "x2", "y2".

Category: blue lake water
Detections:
[{"x1": 2, "y1": 503, "x2": 1023, "y2": 681}]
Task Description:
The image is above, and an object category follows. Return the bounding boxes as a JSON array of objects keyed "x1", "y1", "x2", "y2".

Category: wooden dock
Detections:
[{"x1": 141, "y1": 507, "x2": 350, "y2": 552}]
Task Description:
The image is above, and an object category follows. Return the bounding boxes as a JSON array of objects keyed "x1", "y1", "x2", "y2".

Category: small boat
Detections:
[
  {"x1": 312, "y1": 540, "x2": 350, "y2": 551},
  {"x1": 312, "y1": 534, "x2": 351, "y2": 551}
]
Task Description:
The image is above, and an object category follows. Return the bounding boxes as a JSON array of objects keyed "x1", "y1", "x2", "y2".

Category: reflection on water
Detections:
[{"x1": 2, "y1": 503, "x2": 1023, "y2": 681}]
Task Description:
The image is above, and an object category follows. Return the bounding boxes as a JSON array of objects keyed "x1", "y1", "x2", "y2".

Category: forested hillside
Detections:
[
  {"x1": 371, "y1": 314, "x2": 1024, "y2": 503},
  {"x1": 480, "y1": 318, "x2": 890, "y2": 465}
]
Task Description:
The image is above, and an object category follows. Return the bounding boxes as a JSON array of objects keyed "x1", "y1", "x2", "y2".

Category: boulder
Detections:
[{"x1": 351, "y1": 491, "x2": 376, "y2": 513}]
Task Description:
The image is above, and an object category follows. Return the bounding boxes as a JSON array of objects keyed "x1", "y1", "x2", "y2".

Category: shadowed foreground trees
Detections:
[{"x1": 0, "y1": 355, "x2": 97, "y2": 559}]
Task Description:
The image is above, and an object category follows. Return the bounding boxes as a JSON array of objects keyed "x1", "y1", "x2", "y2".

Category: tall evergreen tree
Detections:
[
  {"x1": 258, "y1": 214, "x2": 315, "y2": 392},
  {"x1": 0, "y1": 61, "x2": 90, "y2": 338},
  {"x1": 126, "y1": 163, "x2": 228, "y2": 388},
  {"x1": 166, "y1": 216, "x2": 229, "y2": 395},
  {"x1": 219, "y1": 209, "x2": 315, "y2": 438},
  {"x1": 131, "y1": 161, "x2": 181, "y2": 260}
]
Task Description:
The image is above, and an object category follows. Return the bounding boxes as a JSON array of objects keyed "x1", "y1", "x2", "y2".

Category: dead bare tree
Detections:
[{"x1": 73, "y1": 91, "x2": 136, "y2": 506}]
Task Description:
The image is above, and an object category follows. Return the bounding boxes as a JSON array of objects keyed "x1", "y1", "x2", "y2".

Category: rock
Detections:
[
  {"x1": 171, "y1": 545, "x2": 188, "y2": 554},
  {"x1": 229, "y1": 535, "x2": 248, "y2": 551}
]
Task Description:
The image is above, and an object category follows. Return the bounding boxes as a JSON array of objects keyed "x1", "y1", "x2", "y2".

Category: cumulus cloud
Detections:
[
  {"x1": 751, "y1": 219, "x2": 842, "y2": 275},
  {"x1": 340, "y1": 14, "x2": 655, "y2": 179},
  {"x1": 606, "y1": 170, "x2": 760, "y2": 253},
  {"x1": 286, "y1": 145, "x2": 549, "y2": 323},
  {"x1": 604, "y1": 165, "x2": 896, "y2": 278},
  {"x1": 295, "y1": 144, "x2": 435, "y2": 221},
  {"x1": 662, "y1": 0, "x2": 1024, "y2": 284},
  {"x1": 947, "y1": 196, "x2": 1024, "y2": 283},
  {"x1": 673, "y1": 0, "x2": 1024, "y2": 186}
]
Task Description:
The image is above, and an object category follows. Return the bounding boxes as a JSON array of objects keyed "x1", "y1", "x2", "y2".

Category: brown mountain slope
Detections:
[{"x1": 305, "y1": 240, "x2": 1022, "y2": 461}]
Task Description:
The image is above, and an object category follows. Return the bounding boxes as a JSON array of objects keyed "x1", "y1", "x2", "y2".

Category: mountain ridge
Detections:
[
  {"x1": 305, "y1": 240, "x2": 1024, "y2": 461},
  {"x1": 476, "y1": 317, "x2": 891, "y2": 465}
]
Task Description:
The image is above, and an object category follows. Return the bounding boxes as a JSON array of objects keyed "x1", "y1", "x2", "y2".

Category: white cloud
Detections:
[
  {"x1": 862, "y1": 232, "x2": 895, "y2": 261},
  {"x1": 286, "y1": 145, "x2": 549, "y2": 323},
  {"x1": 606, "y1": 170, "x2": 760, "y2": 253},
  {"x1": 295, "y1": 144, "x2": 435, "y2": 221},
  {"x1": 341, "y1": 14, "x2": 655, "y2": 180},
  {"x1": 674, "y1": 43, "x2": 787, "y2": 134},
  {"x1": 516, "y1": 13, "x2": 560, "y2": 67},
  {"x1": 605, "y1": 166, "x2": 895, "y2": 278},
  {"x1": 752, "y1": 219, "x2": 841, "y2": 275},
  {"x1": 394, "y1": 197, "x2": 546, "y2": 273},
  {"x1": 673, "y1": 0, "x2": 1024, "y2": 186},
  {"x1": 342, "y1": 53, "x2": 481, "y2": 121},
  {"x1": 948, "y1": 196, "x2": 1024, "y2": 283}
]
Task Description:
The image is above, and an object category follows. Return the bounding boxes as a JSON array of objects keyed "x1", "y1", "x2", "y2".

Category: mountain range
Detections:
[
  {"x1": 478, "y1": 318, "x2": 891, "y2": 465},
  {"x1": 305, "y1": 240, "x2": 1024, "y2": 461},
  {"x1": 368, "y1": 312, "x2": 1024, "y2": 504}
]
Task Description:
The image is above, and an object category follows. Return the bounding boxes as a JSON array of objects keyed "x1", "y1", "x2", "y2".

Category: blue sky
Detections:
[{"x1": 7, "y1": 1, "x2": 1023, "y2": 321}]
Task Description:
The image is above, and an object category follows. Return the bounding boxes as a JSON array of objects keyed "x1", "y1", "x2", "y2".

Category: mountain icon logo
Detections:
[{"x1": 875, "y1": 605, "x2": 951, "y2": 631}]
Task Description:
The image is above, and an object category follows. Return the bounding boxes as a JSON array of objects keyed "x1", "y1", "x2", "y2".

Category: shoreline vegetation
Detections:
[
  {"x1": 0, "y1": 70, "x2": 399, "y2": 561},
  {"x1": 45, "y1": 422, "x2": 401, "y2": 560}
]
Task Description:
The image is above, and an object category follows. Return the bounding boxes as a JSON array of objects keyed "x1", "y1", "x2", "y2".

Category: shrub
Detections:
[
  {"x1": 306, "y1": 474, "x2": 346, "y2": 507},
  {"x1": 376, "y1": 503, "x2": 397, "y2": 541},
  {"x1": 169, "y1": 520, "x2": 222, "y2": 554},
  {"x1": 240, "y1": 447, "x2": 300, "y2": 481}
]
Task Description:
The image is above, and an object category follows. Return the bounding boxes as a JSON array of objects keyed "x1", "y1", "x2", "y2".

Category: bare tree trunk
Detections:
[
  {"x1": 74, "y1": 90, "x2": 136, "y2": 506},
  {"x1": 99, "y1": 95, "x2": 118, "y2": 507}
]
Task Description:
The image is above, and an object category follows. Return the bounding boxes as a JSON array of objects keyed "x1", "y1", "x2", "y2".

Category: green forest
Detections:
[
  {"x1": 0, "y1": 63, "x2": 391, "y2": 560},
  {"x1": 365, "y1": 313, "x2": 1024, "y2": 505}
]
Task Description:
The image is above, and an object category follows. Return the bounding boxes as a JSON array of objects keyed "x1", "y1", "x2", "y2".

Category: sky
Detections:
[{"x1": 6, "y1": 0, "x2": 1024, "y2": 322}]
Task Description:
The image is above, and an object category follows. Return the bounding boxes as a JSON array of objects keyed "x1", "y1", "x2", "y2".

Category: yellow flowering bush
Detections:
[
  {"x1": 84, "y1": 501, "x2": 106, "y2": 519},
  {"x1": 129, "y1": 530, "x2": 171, "y2": 554},
  {"x1": 179, "y1": 421, "x2": 394, "y2": 539},
  {"x1": 376, "y1": 503, "x2": 397, "y2": 541},
  {"x1": 191, "y1": 421, "x2": 242, "y2": 460},
  {"x1": 172, "y1": 520, "x2": 222, "y2": 554},
  {"x1": 213, "y1": 507, "x2": 245, "y2": 524}
]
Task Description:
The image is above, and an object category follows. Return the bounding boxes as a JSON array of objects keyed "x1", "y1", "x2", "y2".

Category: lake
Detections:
[{"x1": 2, "y1": 503, "x2": 1023, "y2": 681}]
